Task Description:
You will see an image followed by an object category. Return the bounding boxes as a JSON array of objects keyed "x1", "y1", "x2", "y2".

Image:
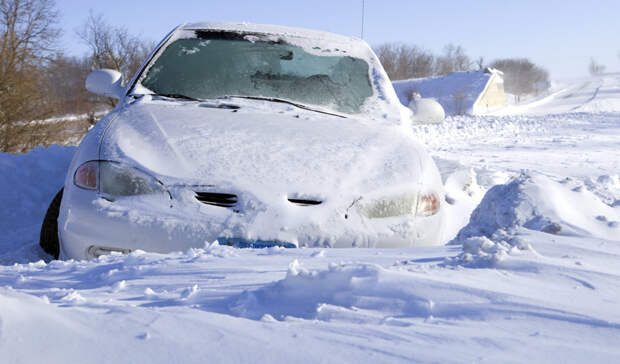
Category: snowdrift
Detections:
[
  {"x1": 450, "y1": 172, "x2": 620, "y2": 266},
  {"x1": 229, "y1": 258, "x2": 526, "y2": 323},
  {"x1": 0, "y1": 145, "x2": 75, "y2": 264},
  {"x1": 456, "y1": 172, "x2": 619, "y2": 241}
]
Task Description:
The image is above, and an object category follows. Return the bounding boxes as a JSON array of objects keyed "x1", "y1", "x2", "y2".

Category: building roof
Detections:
[{"x1": 392, "y1": 68, "x2": 503, "y2": 115}]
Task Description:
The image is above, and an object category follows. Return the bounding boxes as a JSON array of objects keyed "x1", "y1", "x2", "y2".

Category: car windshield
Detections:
[{"x1": 139, "y1": 31, "x2": 373, "y2": 114}]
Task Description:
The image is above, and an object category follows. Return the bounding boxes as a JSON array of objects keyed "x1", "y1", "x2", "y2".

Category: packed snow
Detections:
[{"x1": 1, "y1": 74, "x2": 620, "y2": 363}]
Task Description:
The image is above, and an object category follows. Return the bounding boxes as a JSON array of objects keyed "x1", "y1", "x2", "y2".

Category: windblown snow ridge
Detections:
[
  {"x1": 229, "y1": 259, "x2": 505, "y2": 323},
  {"x1": 449, "y1": 172, "x2": 620, "y2": 267}
]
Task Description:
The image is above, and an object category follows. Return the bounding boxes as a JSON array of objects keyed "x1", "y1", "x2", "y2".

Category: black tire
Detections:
[{"x1": 39, "y1": 188, "x2": 63, "y2": 259}]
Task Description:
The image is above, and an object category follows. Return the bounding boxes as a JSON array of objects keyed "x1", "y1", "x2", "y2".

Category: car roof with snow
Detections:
[
  {"x1": 169, "y1": 21, "x2": 376, "y2": 63},
  {"x1": 179, "y1": 21, "x2": 360, "y2": 44}
]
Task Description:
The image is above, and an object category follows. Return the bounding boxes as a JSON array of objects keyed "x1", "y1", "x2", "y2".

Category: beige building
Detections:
[{"x1": 473, "y1": 68, "x2": 505, "y2": 114}]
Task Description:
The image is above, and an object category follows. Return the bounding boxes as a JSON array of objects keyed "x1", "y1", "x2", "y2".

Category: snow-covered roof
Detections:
[
  {"x1": 392, "y1": 68, "x2": 502, "y2": 115},
  {"x1": 180, "y1": 22, "x2": 358, "y2": 44}
]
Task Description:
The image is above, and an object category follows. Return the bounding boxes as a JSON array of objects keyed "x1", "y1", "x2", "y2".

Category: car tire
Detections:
[{"x1": 39, "y1": 188, "x2": 63, "y2": 259}]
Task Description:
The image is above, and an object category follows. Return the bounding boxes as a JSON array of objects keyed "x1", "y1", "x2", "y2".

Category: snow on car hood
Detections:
[{"x1": 101, "y1": 98, "x2": 432, "y2": 204}]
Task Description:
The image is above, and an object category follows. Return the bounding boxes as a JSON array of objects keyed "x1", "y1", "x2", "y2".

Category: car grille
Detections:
[
  {"x1": 195, "y1": 192, "x2": 322, "y2": 208},
  {"x1": 288, "y1": 198, "x2": 322, "y2": 206},
  {"x1": 195, "y1": 192, "x2": 238, "y2": 207}
]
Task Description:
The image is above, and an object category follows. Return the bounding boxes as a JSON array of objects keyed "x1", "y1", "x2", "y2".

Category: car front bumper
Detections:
[{"x1": 58, "y1": 186, "x2": 445, "y2": 260}]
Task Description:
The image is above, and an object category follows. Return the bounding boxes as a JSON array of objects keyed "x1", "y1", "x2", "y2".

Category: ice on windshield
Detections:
[{"x1": 140, "y1": 33, "x2": 373, "y2": 114}]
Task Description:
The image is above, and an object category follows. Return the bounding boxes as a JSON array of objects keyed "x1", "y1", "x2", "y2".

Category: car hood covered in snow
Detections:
[{"x1": 100, "y1": 98, "x2": 435, "y2": 203}]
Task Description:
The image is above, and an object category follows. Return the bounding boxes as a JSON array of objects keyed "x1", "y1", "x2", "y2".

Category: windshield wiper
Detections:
[
  {"x1": 223, "y1": 95, "x2": 347, "y2": 118},
  {"x1": 150, "y1": 93, "x2": 240, "y2": 109},
  {"x1": 153, "y1": 93, "x2": 202, "y2": 101}
]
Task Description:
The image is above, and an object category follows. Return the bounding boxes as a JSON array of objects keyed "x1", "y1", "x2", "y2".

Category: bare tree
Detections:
[
  {"x1": 0, "y1": 0, "x2": 60, "y2": 153},
  {"x1": 375, "y1": 42, "x2": 476, "y2": 81},
  {"x1": 77, "y1": 12, "x2": 152, "y2": 90},
  {"x1": 374, "y1": 43, "x2": 435, "y2": 80},
  {"x1": 588, "y1": 57, "x2": 606, "y2": 75},
  {"x1": 475, "y1": 56, "x2": 485, "y2": 70},
  {"x1": 435, "y1": 44, "x2": 471, "y2": 76},
  {"x1": 408, "y1": 46, "x2": 435, "y2": 79},
  {"x1": 43, "y1": 53, "x2": 93, "y2": 116},
  {"x1": 490, "y1": 58, "x2": 549, "y2": 102},
  {"x1": 374, "y1": 43, "x2": 397, "y2": 79}
]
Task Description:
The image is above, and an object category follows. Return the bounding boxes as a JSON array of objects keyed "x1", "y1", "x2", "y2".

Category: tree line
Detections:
[
  {"x1": 0, "y1": 0, "x2": 151, "y2": 153},
  {"x1": 374, "y1": 43, "x2": 550, "y2": 103}
]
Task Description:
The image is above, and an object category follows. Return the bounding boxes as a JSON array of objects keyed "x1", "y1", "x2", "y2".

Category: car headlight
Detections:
[
  {"x1": 74, "y1": 161, "x2": 166, "y2": 196},
  {"x1": 357, "y1": 191, "x2": 440, "y2": 219}
]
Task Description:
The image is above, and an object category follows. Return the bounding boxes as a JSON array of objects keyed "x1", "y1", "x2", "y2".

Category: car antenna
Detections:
[{"x1": 361, "y1": 0, "x2": 365, "y2": 39}]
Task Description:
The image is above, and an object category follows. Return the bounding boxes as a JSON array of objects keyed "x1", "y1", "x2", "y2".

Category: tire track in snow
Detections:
[{"x1": 572, "y1": 84, "x2": 601, "y2": 111}]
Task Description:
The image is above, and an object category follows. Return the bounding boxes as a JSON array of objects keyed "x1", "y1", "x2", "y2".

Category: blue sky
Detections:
[{"x1": 55, "y1": 0, "x2": 619, "y2": 79}]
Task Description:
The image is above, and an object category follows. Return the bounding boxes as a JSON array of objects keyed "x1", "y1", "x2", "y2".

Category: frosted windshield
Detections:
[{"x1": 140, "y1": 33, "x2": 373, "y2": 114}]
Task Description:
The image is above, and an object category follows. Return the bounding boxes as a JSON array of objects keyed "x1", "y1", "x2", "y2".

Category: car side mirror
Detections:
[
  {"x1": 85, "y1": 69, "x2": 124, "y2": 99},
  {"x1": 409, "y1": 97, "x2": 445, "y2": 124}
]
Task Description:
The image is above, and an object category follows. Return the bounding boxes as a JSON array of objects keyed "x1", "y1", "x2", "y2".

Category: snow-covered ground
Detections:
[{"x1": 1, "y1": 74, "x2": 619, "y2": 363}]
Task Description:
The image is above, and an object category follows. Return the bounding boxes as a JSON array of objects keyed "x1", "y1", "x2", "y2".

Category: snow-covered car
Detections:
[{"x1": 39, "y1": 22, "x2": 445, "y2": 260}]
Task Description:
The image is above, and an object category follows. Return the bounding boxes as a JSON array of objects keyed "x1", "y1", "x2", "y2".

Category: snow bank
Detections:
[
  {"x1": 0, "y1": 145, "x2": 74, "y2": 264},
  {"x1": 436, "y1": 161, "x2": 510, "y2": 243},
  {"x1": 450, "y1": 172, "x2": 620, "y2": 266},
  {"x1": 457, "y1": 172, "x2": 619, "y2": 240}
]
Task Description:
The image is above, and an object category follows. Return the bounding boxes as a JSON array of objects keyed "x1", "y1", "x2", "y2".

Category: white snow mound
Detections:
[
  {"x1": 230, "y1": 260, "x2": 437, "y2": 321},
  {"x1": 458, "y1": 172, "x2": 619, "y2": 240},
  {"x1": 450, "y1": 172, "x2": 620, "y2": 266}
]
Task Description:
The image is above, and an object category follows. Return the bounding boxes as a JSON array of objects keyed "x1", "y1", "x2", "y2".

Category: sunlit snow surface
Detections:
[{"x1": 2, "y1": 75, "x2": 620, "y2": 363}]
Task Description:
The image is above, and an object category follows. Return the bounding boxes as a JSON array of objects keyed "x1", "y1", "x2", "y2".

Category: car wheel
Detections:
[{"x1": 39, "y1": 188, "x2": 63, "y2": 259}]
